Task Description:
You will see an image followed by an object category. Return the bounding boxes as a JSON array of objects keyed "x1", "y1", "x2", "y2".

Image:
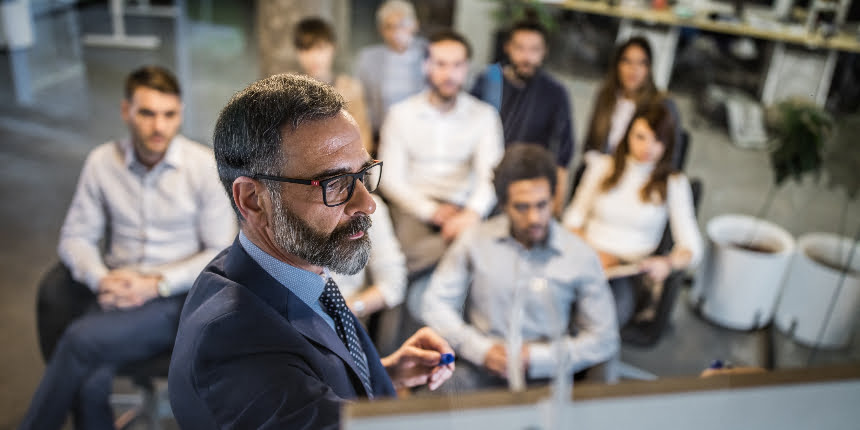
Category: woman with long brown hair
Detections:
[
  {"x1": 583, "y1": 37, "x2": 683, "y2": 168},
  {"x1": 563, "y1": 102, "x2": 701, "y2": 324}
]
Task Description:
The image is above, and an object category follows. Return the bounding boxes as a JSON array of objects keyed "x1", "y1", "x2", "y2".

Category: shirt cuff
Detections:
[
  {"x1": 465, "y1": 197, "x2": 494, "y2": 218},
  {"x1": 527, "y1": 342, "x2": 556, "y2": 379},
  {"x1": 413, "y1": 199, "x2": 441, "y2": 223},
  {"x1": 156, "y1": 268, "x2": 188, "y2": 296},
  {"x1": 561, "y1": 209, "x2": 585, "y2": 230},
  {"x1": 85, "y1": 266, "x2": 109, "y2": 293},
  {"x1": 458, "y1": 333, "x2": 496, "y2": 368},
  {"x1": 377, "y1": 282, "x2": 405, "y2": 308}
]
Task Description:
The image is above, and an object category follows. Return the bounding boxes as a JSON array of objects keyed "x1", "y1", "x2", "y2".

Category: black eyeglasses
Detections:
[{"x1": 252, "y1": 161, "x2": 383, "y2": 207}]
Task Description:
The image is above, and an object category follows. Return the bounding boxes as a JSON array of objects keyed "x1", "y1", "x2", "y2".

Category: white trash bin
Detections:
[
  {"x1": 775, "y1": 233, "x2": 860, "y2": 348},
  {"x1": 691, "y1": 214, "x2": 795, "y2": 330}
]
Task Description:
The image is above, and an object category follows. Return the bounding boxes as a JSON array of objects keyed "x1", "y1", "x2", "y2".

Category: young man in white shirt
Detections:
[
  {"x1": 378, "y1": 30, "x2": 504, "y2": 274},
  {"x1": 22, "y1": 66, "x2": 236, "y2": 430},
  {"x1": 422, "y1": 144, "x2": 618, "y2": 390}
]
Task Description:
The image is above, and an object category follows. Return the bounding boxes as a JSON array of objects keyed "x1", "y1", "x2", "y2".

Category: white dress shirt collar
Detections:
[
  {"x1": 416, "y1": 90, "x2": 470, "y2": 118},
  {"x1": 119, "y1": 136, "x2": 184, "y2": 171}
]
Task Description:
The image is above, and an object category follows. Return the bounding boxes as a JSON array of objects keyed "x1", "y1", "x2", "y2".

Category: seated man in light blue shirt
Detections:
[
  {"x1": 421, "y1": 144, "x2": 619, "y2": 390},
  {"x1": 22, "y1": 65, "x2": 237, "y2": 430}
]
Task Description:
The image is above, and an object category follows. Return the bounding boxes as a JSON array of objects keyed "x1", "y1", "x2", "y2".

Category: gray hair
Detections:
[
  {"x1": 376, "y1": 0, "x2": 416, "y2": 27},
  {"x1": 213, "y1": 73, "x2": 345, "y2": 219}
]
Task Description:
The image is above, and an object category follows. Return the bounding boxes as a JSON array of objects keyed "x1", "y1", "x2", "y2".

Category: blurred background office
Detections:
[{"x1": 1, "y1": 0, "x2": 859, "y2": 428}]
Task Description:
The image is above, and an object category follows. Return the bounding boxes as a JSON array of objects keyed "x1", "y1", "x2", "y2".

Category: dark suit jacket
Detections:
[{"x1": 168, "y1": 238, "x2": 396, "y2": 429}]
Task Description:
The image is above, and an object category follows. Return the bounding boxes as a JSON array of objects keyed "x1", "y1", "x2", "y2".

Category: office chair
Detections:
[
  {"x1": 35, "y1": 263, "x2": 173, "y2": 430},
  {"x1": 112, "y1": 353, "x2": 173, "y2": 430}
]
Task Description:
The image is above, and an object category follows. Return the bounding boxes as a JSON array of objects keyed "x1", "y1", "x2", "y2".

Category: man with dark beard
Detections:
[
  {"x1": 378, "y1": 30, "x2": 504, "y2": 274},
  {"x1": 471, "y1": 21, "x2": 575, "y2": 216},
  {"x1": 168, "y1": 74, "x2": 455, "y2": 429}
]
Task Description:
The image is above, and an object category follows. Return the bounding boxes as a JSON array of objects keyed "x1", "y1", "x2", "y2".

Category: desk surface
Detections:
[
  {"x1": 345, "y1": 364, "x2": 860, "y2": 419},
  {"x1": 556, "y1": 0, "x2": 860, "y2": 53},
  {"x1": 344, "y1": 365, "x2": 860, "y2": 430}
]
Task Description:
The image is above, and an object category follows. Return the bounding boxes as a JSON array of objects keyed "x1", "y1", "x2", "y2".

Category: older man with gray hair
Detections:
[
  {"x1": 168, "y1": 73, "x2": 455, "y2": 429},
  {"x1": 354, "y1": 0, "x2": 427, "y2": 144}
]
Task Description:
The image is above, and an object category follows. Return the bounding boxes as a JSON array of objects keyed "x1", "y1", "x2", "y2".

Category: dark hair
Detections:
[
  {"x1": 584, "y1": 36, "x2": 659, "y2": 153},
  {"x1": 425, "y1": 29, "x2": 472, "y2": 59},
  {"x1": 293, "y1": 17, "x2": 336, "y2": 50},
  {"x1": 506, "y1": 20, "x2": 547, "y2": 44},
  {"x1": 124, "y1": 65, "x2": 181, "y2": 100},
  {"x1": 601, "y1": 101, "x2": 677, "y2": 204},
  {"x1": 213, "y1": 73, "x2": 345, "y2": 218},
  {"x1": 494, "y1": 143, "x2": 558, "y2": 206}
]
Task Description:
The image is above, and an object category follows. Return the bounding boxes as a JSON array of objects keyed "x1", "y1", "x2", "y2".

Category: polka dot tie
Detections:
[{"x1": 320, "y1": 277, "x2": 373, "y2": 397}]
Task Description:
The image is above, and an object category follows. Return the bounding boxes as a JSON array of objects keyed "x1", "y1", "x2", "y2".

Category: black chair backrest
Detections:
[{"x1": 675, "y1": 129, "x2": 690, "y2": 171}]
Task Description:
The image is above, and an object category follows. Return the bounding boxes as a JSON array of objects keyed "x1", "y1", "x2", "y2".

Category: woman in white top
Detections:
[
  {"x1": 563, "y1": 102, "x2": 702, "y2": 323},
  {"x1": 582, "y1": 37, "x2": 683, "y2": 168}
]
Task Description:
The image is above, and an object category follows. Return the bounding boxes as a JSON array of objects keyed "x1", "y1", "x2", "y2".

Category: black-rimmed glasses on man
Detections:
[{"x1": 252, "y1": 161, "x2": 383, "y2": 207}]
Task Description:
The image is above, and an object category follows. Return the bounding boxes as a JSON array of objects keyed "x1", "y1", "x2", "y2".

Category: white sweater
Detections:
[
  {"x1": 378, "y1": 91, "x2": 504, "y2": 221},
  {"x1": 562, "y1": 155, "x2": 703, "y2": 266}
]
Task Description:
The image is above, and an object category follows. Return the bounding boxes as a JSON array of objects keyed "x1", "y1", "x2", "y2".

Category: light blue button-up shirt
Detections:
[
  {"x1": 57, "y1": 137, "x2": 237, "y2": 294},
  {"x1": 239, "y1": 231, "x2": 336, "y2": 331},
  {"x1": 422, "y1": 215, "x2": 620, "y2": 379}
]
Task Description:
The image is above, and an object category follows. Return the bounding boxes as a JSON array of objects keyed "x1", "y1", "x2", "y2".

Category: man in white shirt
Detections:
[
  {"x1": 378, "y1": 30, "x2": 504, "y2": 274},
  {"x1": 22, "y1": 66, "x2": 236, "y2": 430},
  {"x1": 422, "y1": 144, "x2": 618, "y2": 390}
]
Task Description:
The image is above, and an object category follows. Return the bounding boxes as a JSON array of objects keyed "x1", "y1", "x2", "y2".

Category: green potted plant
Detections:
[
  {"x1": 768, "y1": 97, "x2": 834, "y2": 191},
  {"x1": 487, "y1": 0, "x2": 558, "y2": 32},
  {"x1": 772, "y1": 100, "x2": 860, "y2": 350}
]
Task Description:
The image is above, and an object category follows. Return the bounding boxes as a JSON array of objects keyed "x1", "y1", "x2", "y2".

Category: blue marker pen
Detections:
[
  {"x1": 709, "y1": 359, "x2": 733, "y2": 370},
  {"x1": 438, "y1": 353, "x2": 455, "y2": 366}
]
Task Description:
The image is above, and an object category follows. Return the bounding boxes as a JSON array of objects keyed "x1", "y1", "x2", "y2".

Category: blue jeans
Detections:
[{"x1": 19, "y1": 294, "x2": 185, "y2": 430}]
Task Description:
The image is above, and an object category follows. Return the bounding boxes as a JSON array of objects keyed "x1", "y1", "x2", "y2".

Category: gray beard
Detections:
[{"x1": 269, "y1": 190, "x2": 372, "y2": 275}]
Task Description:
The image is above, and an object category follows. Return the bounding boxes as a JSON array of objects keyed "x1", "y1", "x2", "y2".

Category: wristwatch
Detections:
[
  {"x1": 352, "y1": 299, "x2": 366, "y2": 318},
  {"x1": 156, "y1": 278, "x2": 170, "y2": 297}
]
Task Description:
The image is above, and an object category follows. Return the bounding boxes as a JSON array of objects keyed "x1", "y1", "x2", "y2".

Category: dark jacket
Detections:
[{"x1": 168, "y1": 238, "x2": 396, "y2": 429}]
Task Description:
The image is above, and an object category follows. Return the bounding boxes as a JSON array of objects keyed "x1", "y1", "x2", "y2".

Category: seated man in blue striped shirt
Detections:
[
  {"x1": 21, "y1": 65, "x2": 237, "y2": 430},
  {"x1": 422, "y1": 144, "x2": 619, "y2": 390}
]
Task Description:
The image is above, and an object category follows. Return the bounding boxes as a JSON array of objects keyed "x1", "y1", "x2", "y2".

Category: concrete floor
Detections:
[{"x1": 1, "y1": 2, "x2": 858, "y2": 428}]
